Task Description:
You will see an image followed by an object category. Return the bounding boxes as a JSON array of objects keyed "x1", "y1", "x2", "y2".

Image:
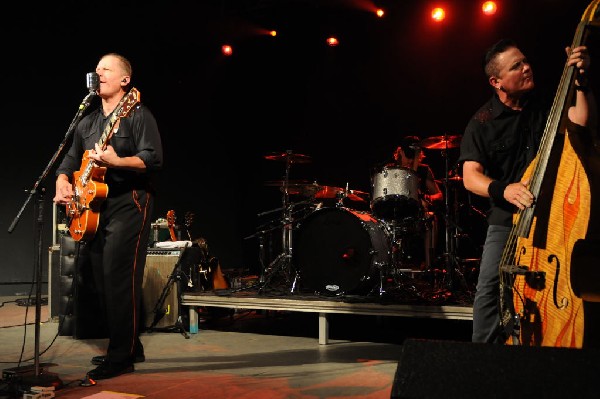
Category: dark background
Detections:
[{"x1": 1, "y1": 0, "x2": 596, "y2": 295}]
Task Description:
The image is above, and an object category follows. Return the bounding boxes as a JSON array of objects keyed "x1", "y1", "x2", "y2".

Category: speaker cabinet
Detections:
[
  {"x1": 58, "y1": 235, "x2": 107, "y2": 339},
  {"x1": 391, "y1": 339, "x2": 600, "y2": 399},
  {"x1": 143, "y1": 249, "x2": 182, "y2": 329}
]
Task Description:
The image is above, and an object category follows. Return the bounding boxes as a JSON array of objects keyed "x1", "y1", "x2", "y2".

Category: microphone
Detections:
[
  {"x1": 86, "y1": 72, "x2": 99, "y2": 92},
  {"x1": 77, "y1": 73, "x2": 99, "y2": 111}
]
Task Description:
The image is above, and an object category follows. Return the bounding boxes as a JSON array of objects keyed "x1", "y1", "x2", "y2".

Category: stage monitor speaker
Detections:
[
  {"x1": 143, "y1": 249, "x2": 183, "y2": 329},
  {"x1": 390, "y1": 339, "x2": 600, "y2": 399}
]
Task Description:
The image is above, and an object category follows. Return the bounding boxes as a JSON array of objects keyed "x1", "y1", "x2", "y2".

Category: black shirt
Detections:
[
  {"x1": 458, "y1": 90, "x2": 550, "y2": 226},
  {"x1": 56, "y1": 102, "x2": 163, "y2": 196}
]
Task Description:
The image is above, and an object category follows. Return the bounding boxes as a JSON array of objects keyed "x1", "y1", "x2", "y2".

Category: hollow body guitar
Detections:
[{"x1": 67, "y1": 88, "x2": 140, "y2": 241}]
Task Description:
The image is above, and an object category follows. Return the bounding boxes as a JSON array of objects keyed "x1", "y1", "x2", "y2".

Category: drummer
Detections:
[
  {"x1": 389, "y1": 135, "x2": 443, "y2": 269},
  {"x1": 391, "y1": 135, "x2": 443, "y2": 208}
]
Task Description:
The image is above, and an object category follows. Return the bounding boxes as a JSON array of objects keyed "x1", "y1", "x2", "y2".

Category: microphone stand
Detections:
[{"x1": 7, "y1": 88, "x2": 97, "y2": 392}]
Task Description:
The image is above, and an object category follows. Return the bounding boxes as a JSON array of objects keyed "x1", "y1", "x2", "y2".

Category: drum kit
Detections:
[{"x1": 253, "y1": 136, "x2": 482, "y2": 300}]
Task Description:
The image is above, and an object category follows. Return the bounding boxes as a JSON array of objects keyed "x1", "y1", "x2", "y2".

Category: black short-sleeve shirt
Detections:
[{"x1": 458, "y1": 90, "x2": 550, "y2": 226}]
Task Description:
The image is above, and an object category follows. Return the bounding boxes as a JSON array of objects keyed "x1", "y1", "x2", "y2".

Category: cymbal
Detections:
[
  {"x1": 349, "y1": 189, "x2": 369, "y2": 196},
  {"x1": 264, "y1": 151, "x2": 312, "y2": 163},
  {"x1": 345, "y1": 193, "x2": 367, "y2": 203},
  {"x1": 285, "y1": 183, "x2": 321, "y2": 197},
  {"x1": 419, "y1": 135, "x2": 462, "y2": 150},
  {"x1": 314, "y1": 186, "x2": 368, "y2": 203},
  {"x1": 314, "y1": 186, "x2": 343, "y2": 199}
]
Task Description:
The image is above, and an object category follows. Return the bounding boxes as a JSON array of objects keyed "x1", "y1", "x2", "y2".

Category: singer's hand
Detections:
[
  {"x1": 54, "y1": 177, "x2": 73, "y2": 205},
  {"x1": 89, "y1": 144, "x2": 120, "y2": 167}
]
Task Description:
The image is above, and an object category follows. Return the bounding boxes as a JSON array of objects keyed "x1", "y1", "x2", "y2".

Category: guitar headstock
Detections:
[
  {"x1": 184, "y1": 211, "x2": 194, "y2": 241},
  {"x1": 184, "y1": 211, "x2": 194, "y2": 229},
  {"x1": 119, "y1": 88, "x2": 141, "y2": 118},
  {"x1": 166, "y1": 210, "x2": 177, "y2": 241},
  {"x1": 166, "y1": 210, "x2": 175, "y2": 228}
]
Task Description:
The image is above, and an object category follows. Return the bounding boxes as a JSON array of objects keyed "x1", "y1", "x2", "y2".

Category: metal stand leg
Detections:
[{"x1": 318, "y1": 312, "x2": 329, "y2": 345}]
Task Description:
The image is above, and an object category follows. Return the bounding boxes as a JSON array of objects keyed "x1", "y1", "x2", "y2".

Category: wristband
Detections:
[
  {"x1": 575, "y1": 85, "x2": 589, "y2": 93},
  {"x1": 488, "y1": 180, "x2": 508, "y2": 202}
]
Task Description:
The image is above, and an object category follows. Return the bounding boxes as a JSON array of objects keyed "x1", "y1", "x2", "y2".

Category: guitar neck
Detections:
[{"x1": 80, "y1": 88, "x2": 140, "y2": 184}]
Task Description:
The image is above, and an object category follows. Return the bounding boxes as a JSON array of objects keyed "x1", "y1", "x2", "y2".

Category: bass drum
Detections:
[{"x1": 294, "y1": 207, "x2": 391, "y2": 296}]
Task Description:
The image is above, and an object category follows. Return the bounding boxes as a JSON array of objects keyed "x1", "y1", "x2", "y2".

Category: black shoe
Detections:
[
  {"x1": 91, "y1": 354, "x2": 145, "y2": 366},
  {"x1": 87, "y1": 361, "x2": 134, "y2": 380}
]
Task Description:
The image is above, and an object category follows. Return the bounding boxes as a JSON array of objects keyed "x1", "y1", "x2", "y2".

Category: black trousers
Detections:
[{"x1": 81, "y1": 189, "x2": 154, "y2": 364}]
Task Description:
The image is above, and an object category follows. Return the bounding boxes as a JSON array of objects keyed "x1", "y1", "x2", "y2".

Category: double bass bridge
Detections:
[{"x1": 501, "y1": 265, "x2": 545, "y2": 290}]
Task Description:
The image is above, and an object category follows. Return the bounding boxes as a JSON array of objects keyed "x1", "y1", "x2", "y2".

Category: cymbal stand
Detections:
[
  {"x1": 385, "y1": 220, "x2": 420, "y2": 297},
  {"x1": 440, "y1": 138, "x2": 466, "y2": 292},
  {"x1": 260, "y1": 150, "x2": 297, "y2": 293}
]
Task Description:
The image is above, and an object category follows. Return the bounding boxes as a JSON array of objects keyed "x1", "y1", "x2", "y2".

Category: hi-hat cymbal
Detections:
[
  {"x1": 264, "y1": 151, "x2": 312, "y2": 163},
  {"x1": 420, "y1": 135, "x2": 462, "y2": 150}
]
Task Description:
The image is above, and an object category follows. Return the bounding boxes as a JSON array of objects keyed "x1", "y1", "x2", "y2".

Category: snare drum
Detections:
[{"x1": 371, "y1": 166, "x2": 421, "y2": 222}]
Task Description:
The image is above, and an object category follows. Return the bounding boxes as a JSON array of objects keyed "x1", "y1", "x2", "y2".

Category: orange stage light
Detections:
[
  {"x1": 482, "y1": 1, "x2": 497, "y2": 16},
  {"x1": 326, "y1": 37, "x2": 339, "y2": 47},
  {"x1": 376, "y1": 9, "x2": 385, "y2": 18},
  {"x1": 221, "y1": 45, "x2": 233, "y2": 56},
  {"x1": 431, "y1": 7, "x2": 446, "y2": 22}
]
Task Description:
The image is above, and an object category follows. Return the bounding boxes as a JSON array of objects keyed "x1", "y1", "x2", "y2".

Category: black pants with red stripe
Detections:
[{"x1": 81, "y1": 188, "x2": 154, "y2": 364}]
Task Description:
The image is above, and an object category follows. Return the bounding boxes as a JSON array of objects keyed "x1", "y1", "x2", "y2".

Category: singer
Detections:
[{"x1": 53, "y1": 53, "x2": 163, "y2": 380}]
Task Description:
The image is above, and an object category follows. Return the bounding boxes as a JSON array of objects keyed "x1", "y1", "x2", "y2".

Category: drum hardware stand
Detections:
[
  {"x1": 256, "y1": 151, "x2": 304, "y2": 293},
  {"x1": 257, "y1": 203, "x2": 304, "y2": 294},
  {"x1": 385, "y1": 220, "x2": 421, "y2": 296},
  {"x1": 439, "y1": 141, "x2": 469, "y2": 294}
]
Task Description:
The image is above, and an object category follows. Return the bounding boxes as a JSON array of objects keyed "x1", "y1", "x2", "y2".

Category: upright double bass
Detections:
[{"x1": 499, "y1": 0, "x2": 600, "y2": 348}]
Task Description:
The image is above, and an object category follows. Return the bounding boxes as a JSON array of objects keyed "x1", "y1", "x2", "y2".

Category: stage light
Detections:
[
  {"x1": 269, "y1": 30, "x2": 277, "y2": 37},
  {"x1": 376, "y1": 8, "x2": 385, "y2": 18},
  {"x1": 482, "y1": 1, "x2": 497, "y2": 16},
  {"x1": 431, "y1": 7, "x2": 446, "y2": 22},
  {"x1": 326, "y1": 37, "x2": 339, "y2": 47},
  {"x1": 221, "y1": 45, "x2": 233, "y2": 56}
]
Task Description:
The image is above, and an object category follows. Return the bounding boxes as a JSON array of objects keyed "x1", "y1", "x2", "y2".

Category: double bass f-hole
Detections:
[{"x1": 547, "y1": 254, "x2": 568, "y2": 310}]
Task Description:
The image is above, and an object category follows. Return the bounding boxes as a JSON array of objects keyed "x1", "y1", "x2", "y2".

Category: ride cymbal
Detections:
[
  {"x1": 264, "y1": 151, "x2": 312, "y2": 163},
  {"x1": 419, "y1": 135, "x2": 462, "y2": 150}
]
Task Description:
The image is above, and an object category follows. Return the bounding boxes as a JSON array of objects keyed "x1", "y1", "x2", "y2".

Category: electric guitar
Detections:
[
  {"x1": 67, "y1": 88, "x2": 141, "y2": 241},
  {"x1": 166, "y1": 210, "x2": 177, "y2": 241}
]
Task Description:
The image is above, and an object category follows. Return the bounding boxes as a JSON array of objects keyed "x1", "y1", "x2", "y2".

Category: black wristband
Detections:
[
  {"x1": 488, "y1": 180, "x2": 508, "y2": 202},
  {"x1": 575, "y1": 85, "x2": 589, "y2": 93}
]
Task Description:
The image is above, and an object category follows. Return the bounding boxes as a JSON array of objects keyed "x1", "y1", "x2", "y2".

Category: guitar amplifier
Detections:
[{"x1": 143, "y1": 248, "x2": 184, "y2": 329}]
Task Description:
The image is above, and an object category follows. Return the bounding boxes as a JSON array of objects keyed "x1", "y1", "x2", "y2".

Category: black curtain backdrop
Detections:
[{"x1": 1, "y1": 0, "x2": 595, "y2": 294}]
